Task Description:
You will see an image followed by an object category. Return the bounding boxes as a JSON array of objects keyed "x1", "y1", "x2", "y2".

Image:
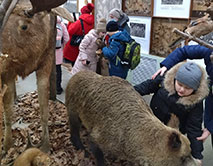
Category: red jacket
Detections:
[{"x1": 63, "y1": 14, "x2": 94, "y2": 62}]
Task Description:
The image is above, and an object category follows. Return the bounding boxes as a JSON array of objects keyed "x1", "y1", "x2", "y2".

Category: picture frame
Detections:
[
  {"x1": 128, "y1": 16, "x2": 152, "y2": 54},
  {"x1": 123, "y1": 0, "x2": 153, "y2": 16},
  {"x1": 153, "y1": 0, "x2": 191, "y2": 19},
  {"x1": 150, "y1": 17, "x2": 188, "y2": 57}
]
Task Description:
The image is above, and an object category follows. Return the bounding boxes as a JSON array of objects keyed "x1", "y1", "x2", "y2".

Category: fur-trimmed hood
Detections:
[{"x1": 164, "y1": 62, "x2": 209, "y2": 106}]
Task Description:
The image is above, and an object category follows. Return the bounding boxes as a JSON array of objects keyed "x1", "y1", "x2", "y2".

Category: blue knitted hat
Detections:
[{"x1": 175, "y1": 62, "x2": 202, "y2": 90}]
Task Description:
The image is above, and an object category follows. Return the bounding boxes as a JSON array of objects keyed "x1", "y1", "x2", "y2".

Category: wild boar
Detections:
[{"x1": 65, "y1": 71, "x2": 199, "y2": 166}]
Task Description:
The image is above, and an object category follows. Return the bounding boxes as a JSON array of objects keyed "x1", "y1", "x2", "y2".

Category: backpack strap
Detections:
[
  {"x1": 79, "y1": 19, "x2": 85, "y2": 35},
  {"x1": 73, "y1": 12, "x2": 77, "y2": 21}
]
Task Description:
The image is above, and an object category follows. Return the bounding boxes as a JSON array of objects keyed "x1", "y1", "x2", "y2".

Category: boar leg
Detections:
[
  {"x1": 69, "y1": 111, "x2": 85, "y2": 151},
  {"x1": 89, "y1": 141, "x2": 105, "y2": 166}
]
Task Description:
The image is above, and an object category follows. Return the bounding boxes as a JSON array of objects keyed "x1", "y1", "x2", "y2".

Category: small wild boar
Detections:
[{"x1": 65, "y1": 71, "x2": 199, "y2": 166}]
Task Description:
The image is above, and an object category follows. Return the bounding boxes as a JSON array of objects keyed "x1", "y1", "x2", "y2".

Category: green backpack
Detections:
[{"x1": 116, "y1": 39, "x2": 141, "y2": 70}]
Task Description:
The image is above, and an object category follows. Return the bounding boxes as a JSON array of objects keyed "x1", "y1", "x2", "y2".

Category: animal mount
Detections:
[{"x1": 169, "y1": 14, "x2": 213, "y2": 49}]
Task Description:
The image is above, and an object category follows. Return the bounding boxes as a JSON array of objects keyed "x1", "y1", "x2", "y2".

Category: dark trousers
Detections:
[{"x1": 56, "y1": 64, "x2": 62, "y2": 91}]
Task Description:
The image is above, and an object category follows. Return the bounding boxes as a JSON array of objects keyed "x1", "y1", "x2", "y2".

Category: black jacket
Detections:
[{"x1": 134, "y1": 62, "x2": 209, "y2": 160}]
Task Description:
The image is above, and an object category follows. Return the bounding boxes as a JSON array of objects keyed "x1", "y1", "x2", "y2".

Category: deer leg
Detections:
[
  {"x1": 3, "y1": 78, "x2": 15, "y2": 151},
  {"x1": 36, "y1": 69, "x2": 50, "y2": 152}
]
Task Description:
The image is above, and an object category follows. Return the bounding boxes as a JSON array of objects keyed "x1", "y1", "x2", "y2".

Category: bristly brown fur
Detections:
[
  {"x1": 65, "y1": 71, "x2": 199, "y2": 166},
  {"x1": 14, "y1": 148, "x2": 51, "y2": 166}
]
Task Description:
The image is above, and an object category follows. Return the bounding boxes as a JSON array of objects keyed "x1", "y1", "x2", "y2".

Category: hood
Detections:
[
  {"x1": 111, "y1": 30, "x2": 131, "y2": 43},
  {"x1": 163, "y1": 62, "x2": 209, "y2": 106},
  {"x1": 88, "y1": 29, "x2": 98, "y2": 38},
  {"x1": 79, "y1": 14, "x2": 94, "y2": 25},
  {"x1": 117, "y1": 13, "x2": 129, "y2": 27}
]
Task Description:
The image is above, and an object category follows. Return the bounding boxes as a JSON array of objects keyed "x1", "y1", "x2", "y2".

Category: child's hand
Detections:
[
  {"x1": 81, "y1": 60, "x2": 90, "y2": 65},
  {"x1": 195, "y1": 159, "x2": 202, "y2": 166},
  {"x1": 81, "y1": 60, "x2": 87, "y2": 65},
  {"x1": 197, "y1": 128, "x2": 210, "y2": 141}
]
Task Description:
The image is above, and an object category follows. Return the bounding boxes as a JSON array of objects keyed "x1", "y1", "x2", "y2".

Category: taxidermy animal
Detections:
[
  {"x1": 0, "y1": 0, "x2": 72, "y2": 152},
  {"x1": 65, "y1": 71, "x2": 199, "y2": 166},
  {"x1": 170, "y1": 13, "x2": 213, "y2": 48},
  {"x1": 13, "y1": 148, "x2": 51, "y2": 166}
]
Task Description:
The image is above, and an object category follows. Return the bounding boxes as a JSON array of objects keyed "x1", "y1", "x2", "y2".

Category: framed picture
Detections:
[
  {"x1": 153, "y1": 0, "x2": 191, "y2": 18},
  {"x1": 150, "y1": 18, "x2": 188, "y2": 57},
  {"x1": 128, "y1": 16, "x2": 152, "y2": 54},
  {"x1": 123, "y1": 0, "x2": 152, "y2": 16}
]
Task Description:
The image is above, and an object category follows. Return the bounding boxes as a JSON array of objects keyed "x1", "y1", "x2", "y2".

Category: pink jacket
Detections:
[
  {"x1": 71, "y1": 29, "x2": 99, "y2": 75},
  {"x1": 55, "y1": 17, "x2": 69, "y2": 65}
]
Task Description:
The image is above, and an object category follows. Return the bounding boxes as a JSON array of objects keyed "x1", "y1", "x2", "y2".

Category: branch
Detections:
[{"x1": 172, "y1": 28, "x2": 213, "y2": 49}]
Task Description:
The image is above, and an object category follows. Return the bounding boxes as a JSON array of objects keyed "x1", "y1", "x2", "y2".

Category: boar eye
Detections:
[{"x1": 21, "y1": 25, "x2": 28, "y2": 30}]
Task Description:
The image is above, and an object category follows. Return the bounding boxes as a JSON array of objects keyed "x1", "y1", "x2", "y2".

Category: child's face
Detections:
[
  {"x1": 175, "y1": 80, "x2": 194, "y2": 97},
  {"x1": 109, "y1": 14, "x2": 119, "y2": 21}
]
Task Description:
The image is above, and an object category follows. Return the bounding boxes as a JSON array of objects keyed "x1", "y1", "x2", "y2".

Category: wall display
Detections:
[
  {"x1": 95, "y1": 0, "x2": 122, "y2": 24},
  {"x1": 150, "y1": 18, "x2": 188, "y2": 57},
  {"x1": 191, "y1": 0, "x2": 212, "y2": 18},
  {"x1": 153, "y1": 0, "x2": 191, "y2": 18},
  {"x1": 123, "y1": 0, "x2": 152, "y2": 16},
  {"x1": 129, "y1": 16, "x2": 152, "y2": 54}
]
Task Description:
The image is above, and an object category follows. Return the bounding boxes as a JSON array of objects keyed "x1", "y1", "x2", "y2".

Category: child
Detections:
[
  {"x1": 152, "y1": 45, "x2": 213, "y2": 145},
  {"x1": 108, "y1": 8, "x2": 130, "y2": 34},
  {"x1": 55, "y1": 16, "x2": 69, "y2": 95},
  {"x1": 70, "y1": 18, "x2": 106, "y2": 76},
  {"x1": 134, "y1": 62, "x2": 209, "y2": 165},
  {"x1": 102, "y1": 20, "x2": 131, "y2": 79}
]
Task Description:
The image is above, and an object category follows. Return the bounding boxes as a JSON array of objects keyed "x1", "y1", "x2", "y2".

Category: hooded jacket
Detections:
[
  {"x1": 134, "y1": 62, "x2": 209, "y2": 159},
  {"x1": 55, "y1": 17, "x2": 69, "y2": 65},
  {"x1": 117, "y1": 13, "x2": 130, "y2": 34},
  {"x1": 160, "y1": 45, "x2": 213, "y2": 135},
  {"x1": 102, "y1": 30, "x2": 131, "y2": 79},
  {"x1": 63, "y1": 13, "x2": 94, "y2": 62},
  {"x1": 70, "y1": 29, "x2": 99, "y2": 75}
]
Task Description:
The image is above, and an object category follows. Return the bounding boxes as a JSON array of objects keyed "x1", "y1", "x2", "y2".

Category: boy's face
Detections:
[{"x1": 175, "y1": 80, "x2": 194, "y2": 97}]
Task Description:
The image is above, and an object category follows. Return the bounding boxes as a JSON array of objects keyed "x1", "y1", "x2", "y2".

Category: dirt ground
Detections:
[{"x1": 1, "y1": 91, "x2": 131, "y2": 166}]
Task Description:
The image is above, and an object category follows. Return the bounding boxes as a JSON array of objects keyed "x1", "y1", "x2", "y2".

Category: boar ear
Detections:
[{"x1": 168, "y1": 132, "x2": 181, "y2": 150}]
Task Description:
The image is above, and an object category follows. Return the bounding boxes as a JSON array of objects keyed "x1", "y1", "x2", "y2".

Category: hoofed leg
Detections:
[
  {"x1": 89, "y1": 141, "x2": 105, "y2": 166},
  {"x1": 36, "y1": 69, "x2": 51, "y2": 152},
  {"x1": 3, "y1": 79, "x2": 15, "y2": 151},
  {"x1": 69, "y1": 110, "x2": 85, "y2": 151}
]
